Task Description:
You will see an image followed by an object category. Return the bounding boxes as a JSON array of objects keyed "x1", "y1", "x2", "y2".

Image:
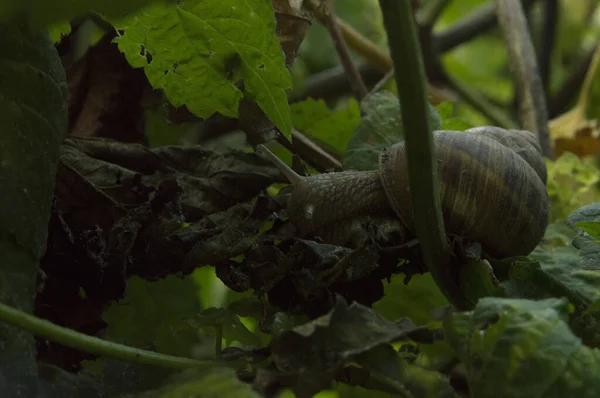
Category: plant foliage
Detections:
[{"x1": 2, "y1": 0, "x2": 600, "y2": 398}]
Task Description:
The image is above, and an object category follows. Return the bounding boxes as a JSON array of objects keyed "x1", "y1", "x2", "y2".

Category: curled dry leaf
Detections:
[{"x1": 273, "y1": 0, "x2": 313, "y2": 67}]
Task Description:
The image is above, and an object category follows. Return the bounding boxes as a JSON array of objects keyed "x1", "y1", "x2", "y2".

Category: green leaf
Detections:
[
  {"x1": 372, "y1": 273, "x2": 449, "y2": 326},
  {"x1": 188, "y1": 306, "x2": 262, "y2": 348},
  {"x1": 575, "y1": 221, "x2": 600, "y2": 241},
  {"x1": 38, "y1": 363, "x2": 103, "y2": 398},
  {"x1": 269, "y1": 298, "x2": 434, "y2": 397},
  {"x1": 101, "y1": 275, "x2": 205, "y2": 358},
  {"x1": 444, "y1": 297, "x2": 600, "y2": 397},
  {"x1": 350, "y1": 344, "x2": 457, "y2": 398},
  {"x1": 112, "y1": 0, "x2": 292, "y2": 137},
  {"x1": 435, "y1": 102, "x2": 474, "y2": 131},
  {"x1": 0, "y1": 20, "x2": 68, "y2": 396},
  {"x1": 290, "y1": 98, "x2": 361, "y2": 154},
  {"x1": 47, "y1": 20, "x2": 71, "y2": 44},
  {"x1": 135, "y1": 367, "x2": 261, "y2": 398},
  {"x1": 546, "y1": 154, "x2": 600, "y2": 222},
  {"x1": 0, "y1": 0, "x2": 162, "y2": 30},
  {"x1": 144, "y1": 105, "x2": 197, "y2": 148},
  {"x1": 343, "y1": 91, "x2": 441, "y2": 170},
  {"x1": 459, "y1": 259, "x2": 502, "y2": 308}
]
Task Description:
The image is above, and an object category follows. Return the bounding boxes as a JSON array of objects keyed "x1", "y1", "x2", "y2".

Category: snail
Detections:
[{"x1": 256, "y1": 126, "x2": 550, "y2": 259}]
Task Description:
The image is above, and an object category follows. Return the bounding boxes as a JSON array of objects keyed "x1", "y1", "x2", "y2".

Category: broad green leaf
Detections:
[
  {"x1": 351, "y1": 344, "x2": 457, "y2": 398},
  {"x1": 343, "y1": 91, "x2": 442, "y2": 171},
  {"x1": 101, "y1": 275, "x2": 205, "y2": 358},
  {"x1": 269, "y1": 298, "x2": 437, "y2": 397},
  {"x1": 290, "y1": 98, "x2": 361, "y2": 154},
  {"x1": 502, "y1": 246, "x2": 600, "y2": 311},
  {"x1": 0, "y1": 0, "x2": 161, "y2": 29},
  {"x1": 564, "y1": 203, "x2": 600, "y2": 250},
  {"x1": 373, "y1": 273, "x2": 449, "y2": 326},
  {"x1": 575, "y1": 221, "x2": 600, "y2": 241},
  {"x1": 499, "y1": 246, "x2": 600, "y2": 345},
  {"x1": 0, "y1": 20, "x2": 68, "y2": 396},
  {"x1": 135, "y1": 367, "x2": 261, "y2": 398},
  {"x1": 112, "y1": 0, "x2": 292, "y2": 137},
  {"x1": 444, "y1": 297, "x2": 600, "y2": 397}
]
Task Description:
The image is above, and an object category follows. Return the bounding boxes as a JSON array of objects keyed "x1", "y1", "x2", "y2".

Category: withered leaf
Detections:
[{"x1": 59, "y1": 137, "x2": 284, "y2": 220}]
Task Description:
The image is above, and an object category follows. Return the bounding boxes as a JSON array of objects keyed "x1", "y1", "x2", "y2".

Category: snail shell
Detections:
[
  {"x1": 257, "y1": 127, "x2": 550, "y2": 259},
  {"x1": 379, "y1": 127, "x2": 549, "y2": 259}
]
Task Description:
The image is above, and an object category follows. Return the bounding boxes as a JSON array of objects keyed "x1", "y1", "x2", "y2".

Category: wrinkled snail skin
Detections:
[
  {"x1": 257, "y1": 126, "x2": 550, "y2": 259},
  {"x1": 285, "y1": 170, "x2": 390, "y2": 237}
]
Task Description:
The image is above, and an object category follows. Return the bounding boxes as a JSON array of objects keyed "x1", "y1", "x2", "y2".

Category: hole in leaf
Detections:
[
  {"x1": 173, "y1": 61, "x2": 179, "y2": 73},
  {"x1": 139, "y1": 45, "x2": 153, "y2": 64},
  {"x1": 259, "y1": 64, "x2": 264, "y2": 70}
]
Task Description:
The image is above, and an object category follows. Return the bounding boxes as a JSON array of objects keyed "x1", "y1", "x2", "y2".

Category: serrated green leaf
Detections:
[
  {"x1": 290, "y1": 98, "x2": 361, "y2": 154},
  {"x1": 0, "y1": 20, "x2": 68, "y2": 396},
  {"x1": 343, "y1": 91, "x2": 441, "y2": 170},
  {"x1": 444, "y1": 297, "x2": 600, "y2": 397},
  {"x1": 112, "y1": 0, "x2": 292, "y2": 137},
  {"x1": 136, "y1": 367, "x2": 261, "y2": 398}
]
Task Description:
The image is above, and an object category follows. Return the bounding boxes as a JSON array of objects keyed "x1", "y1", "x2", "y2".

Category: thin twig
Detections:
[
  {"x1": 307, "y1": 0, "x2": 369, "y2": 100},
  {"x1": 416, "y1": 0, "x2": 452, "y2": 30},
  {"x1": 549, "y1": 39, "x2": 600, "y2": 117},
  {"x1": 288, "y1": 63, "x2": 383, "y2": 104},
  {"x1": 447, "y1": 77, "x2": 518, "y2": 129},
  {"x1": 378, "y1": 0, "x2": 469, "y2": 310},
  {"x1": 289, "y1": 128, "x2": 343, "y2": 171},
  {"x1": 363, "y1": 68, "x2": 396, "y2": 103},
  {"x1": 538, "y1": 0, "x2": 558, "y2": 96},
  {"x1": 321, "y1": 12, "x2": 450, "y2": 104},
  {"x1": 434, "y1": 0, "x2": 536, "y2": 53},
  {"x1": 496, "y1": 0, "x2": 553, "y2": 159},
  {"x1": 333, "y1": 16, "x2": 392, "y2": 73},
  {"x1": 0, "y1": 301, "x2": 215, "y2": 369}
]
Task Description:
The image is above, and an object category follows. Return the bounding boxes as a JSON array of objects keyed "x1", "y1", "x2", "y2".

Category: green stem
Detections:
[
  {"x1": 0, "y1": 301, "x2": 214, "y2": 370},
  {"x1": 378, "y1": 0, "x2": 469, "y2": 310}
]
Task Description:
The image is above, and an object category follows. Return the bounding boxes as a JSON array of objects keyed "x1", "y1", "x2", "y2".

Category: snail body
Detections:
[{"x1": 257, "y1": 126, "x2": 550, "y2": 259}]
